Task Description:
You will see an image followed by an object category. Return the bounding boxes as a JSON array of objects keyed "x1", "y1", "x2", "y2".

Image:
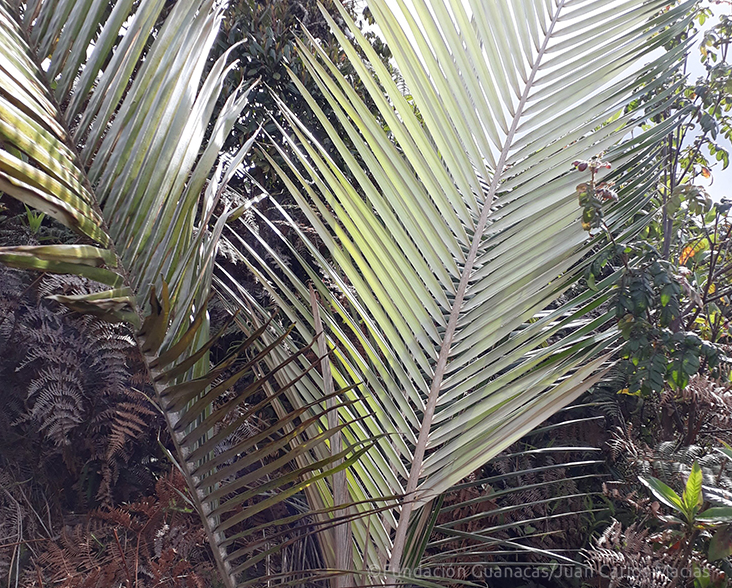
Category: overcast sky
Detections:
[{"x1": 686, "y1": 1, "x2": 731, "y2": 200}]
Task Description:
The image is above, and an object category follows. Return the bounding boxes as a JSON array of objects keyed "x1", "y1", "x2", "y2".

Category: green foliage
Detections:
[
  {"x1": 615, "y1": 258, "x2": 708, "y2": 395},
  {"x1": 640, "y1": 461, "x2": 702, "y2": 524},
  {"x1": 638, "y1": 453, "x2": 732, "y2": 583},
  {"x1": 709, "y1": 525, "x2": 732, "y2": 562},
  {"x1": 610, "y1": 189, "x2": 731, "y2": 399},
  {"x1": 23, "y1": 204, "x2": 44, "y2": 234},
  {"x1": 573, "y1": 157, "x2": 616, "y2": 234},
  {"x1": 584, "y1": 184, "x2": 729, "y2": 401}
]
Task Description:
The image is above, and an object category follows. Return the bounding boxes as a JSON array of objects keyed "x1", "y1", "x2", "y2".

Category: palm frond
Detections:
[
  {"x1": 0, "y1": 1, "x2": 365, "y2": 586},
  {"x1": 418, "y1": 414, "x2": 610, "y2": 575},
  {"x1": 217, "y1": 0, "x2": 697, "y2": 574}
]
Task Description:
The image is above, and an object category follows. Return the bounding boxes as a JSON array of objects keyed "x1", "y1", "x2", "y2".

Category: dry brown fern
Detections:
[
  {"x1": 22, "y1": 470, "x2": 214, "y2": 588},
  {"x1": 477, "y1": 448, "x2": 587, "y2": 556},
  {"x1": 584, "y1": 519, "x2": 673, "y2": 588},
  {"x1": 2, "y1": 270, "x2": 163, "y2": 506},
  {"x1": 13, "y1": 296, "x2": 134, "y2": 449}
]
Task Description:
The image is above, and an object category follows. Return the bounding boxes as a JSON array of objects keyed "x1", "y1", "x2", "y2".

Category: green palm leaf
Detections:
[
  {"x1": 217, "y1": 0, "x2": 697, "y2": 576},
  {"x1": 0, "y1": 1, "x2": 368, "y2": 586}
]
